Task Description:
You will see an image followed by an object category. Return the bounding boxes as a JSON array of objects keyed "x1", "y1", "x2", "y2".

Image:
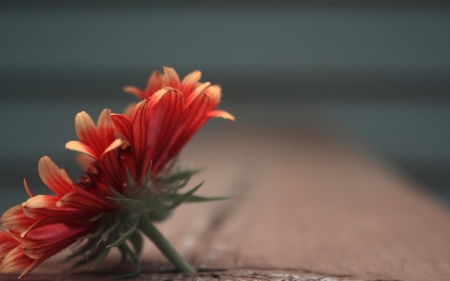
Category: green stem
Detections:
[{"x1": 138, "y1": 214, "x2": 196, "y2": 273}]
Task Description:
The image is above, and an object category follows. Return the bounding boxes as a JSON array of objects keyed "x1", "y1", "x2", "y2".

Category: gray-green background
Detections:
[{"x1": 1, "y1": 1, "x2": 449, "y2": 212}]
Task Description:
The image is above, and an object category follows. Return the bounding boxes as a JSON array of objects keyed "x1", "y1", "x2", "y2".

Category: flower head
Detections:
[{"x1": 0, "y1": 67, "x2": 234, "y2": 279}]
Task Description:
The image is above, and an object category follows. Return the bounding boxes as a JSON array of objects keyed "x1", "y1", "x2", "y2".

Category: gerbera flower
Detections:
[
  {"x1": 0, "y1": 67, "x2": 234, "y2": 279},
  {"x1": 1, "y1": 157, "x2": 115, "y2": 279}
]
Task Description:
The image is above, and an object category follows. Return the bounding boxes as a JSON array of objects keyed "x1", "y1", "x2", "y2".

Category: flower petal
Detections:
[
  {"x1": 180, "y1": 70, "x2": 201, "y2": 98},
  {"x1": 163, "y1": 66, "x2": 180, "y2": 89},
  {"x1": 111, "y1": 114, "x2": 133, "y2": 142},
  {"x1": 57, "y1": 185, "x2": 113, "y2": 211},
  {"x1": 38, "y1": 157, "x2": 74, "y2": 197},
  {"x1": 76, "y1": 154, "x2": 97, "y2": 172},
  {"x1": 65, "y1": 141, "x2": 98, "y2": 160},
  {"x1": 97, "y1": 109, "x2": 117, "y2": 150},
  {"x1": 207, "y1": 110, "x2": 235, "y2": 121},
  {"x1": 23, "y1": 195, "x2": 59, "y2": 209},
  {"x1": 184, "y1": 82, "x2": 211, "y2": 109},
  {"x1": 123, "y1": 86, "x2": 144, "y2": 100},
  {"x1": 144, "y1": 71, "x2": 164, "y2": 98},
  {"x1": 1, "y1": 245, "x2": 35, "y2": 274},
  {"x1": 1, "y1": 206, "x2": 36, "y2": 233},
  {"x1": 204, "y1": 84, "x2": 222, "y2": 104},
  {"x1": 75, "y1": 111, "x2": 100, "y2": 153},
  {"x1": 100, "y1": 139, "x2": 123, "y2": 158}
]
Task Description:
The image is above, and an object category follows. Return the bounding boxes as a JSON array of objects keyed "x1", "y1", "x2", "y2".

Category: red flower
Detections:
[
  {"x1": 116, "y1": 67, "x2": 234, "y2": 180},
  {"x1": 66, "y1": 67, "x2": 234, "y2": 189},
  {"x1": 1, "y1": 157, "x2": 116, "y2": 278},
  {"x1": 0, "y1": 230, "x2": 34, "y2": 276},
  {"x1": 0, "y1": 67, "x2": 234, "y2": 279}
]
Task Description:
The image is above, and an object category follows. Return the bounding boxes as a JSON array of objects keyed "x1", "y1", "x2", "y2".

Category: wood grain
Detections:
[{"x1": 2, "y1": 125, "x2": 450, "y2": 281}]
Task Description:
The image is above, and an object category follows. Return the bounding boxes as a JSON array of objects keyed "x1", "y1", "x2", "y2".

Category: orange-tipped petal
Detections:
[
  {"x1": 184, "y1": 82, "x2": 211, "y2": 108},
  {"x1": 144, "y1": 71, "x2": 164, "y2": 98},
  {"x1": 23, "y1": 195, "x2": 59, "y2": 209},
  {"x1": 163, "y1": 66, "x2": 180, "y2": 89},
  {"x1": 180, "y1": 70, "x2": 201, "y2": 97},
  {"x1": 97, "y1": 109, "x2": 113, "y2": 131},
  {"x1": 96, "y1": 109, "x2": 118, "y2": 150},
  {"x1": 101, "y1": 139, "x2": 123, "y2": 157},
  {"x1": 74, "y1": 111, "x2": 97, "y2": 145},
  {"x1": 38, "y1": 157, "x2": 74, "y2": 197},
  {"x1": 204, "y1": 84, "x2": 222, "y2": 104},
  {"x1": 207, "y1": 110, "x2": 235, "y2": 121},
  {"x1": 1, "y1": 246, "x2": 35, "y2": 274},
  {"x1": 65, "y1": 141, "x2": 98, "y2": 160},
  {"x1": 1, "y1": 206, "x2": 36, "y2": 232},
  {"x1": 23, "y1": 179, "x2": 33, "y2": 198},
  {"x1": 123, "y1": 86, "x2": 145, "y2": 100},
  {"x1": 0, "y1": 230, "x2": 18, "y2": 258}
]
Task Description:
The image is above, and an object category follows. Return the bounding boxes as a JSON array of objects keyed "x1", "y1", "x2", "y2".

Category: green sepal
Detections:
[
  {"x1": 109, "y1": 197, "x2": 145, "y2": 214},
  {"x1": 164, "y1": 192, "x2": 238, "y2": 203},
  {"x1": 97, "y1": 220, "x2": 120, "y2": 248},
  {"x1": 63, "y1": 239, "x2": 96, "y2": 262},
  {"x1": 126, "y1": 169, "x2": 135, "y2": 189},
  {"x1": 142, "y1": 197, "x2": 168, "y2": 213},
  {"x1": 147, "y1": 210, "x2": 172, "y2": 221},
  {"x1": 114, "y1": 244, "x2": 128, "y2": 269},
  {"x1": 107, "y1": 218, "x2": 139, "y2": 248},
  {"x1": 110, "y1": 188, "x2": 126, "y2": 199},
  {"x1": 63, "y1": 247, "x2": 101, "y2": 273},
  {"x1": 90, "y1": 213, "x2": 104, "y2": 222},
  {"x1": 109, "y1": 243, "x2": 141, "y2": 279},
  {"x1": 163, "y1": 181, "x2": 203, "y2": 212},
  {"x1": 90, "y1": 247, "x2": 111, "y2": 271},
  {"x1": 163, "y1": 168, "x2": 203, "y2": 185},
  {"x1": 82, "y1": 226, "x2": 104, "y2": 240},
  {"x1": 129, "y1": 230, "x2": 143, "y2": 257}
]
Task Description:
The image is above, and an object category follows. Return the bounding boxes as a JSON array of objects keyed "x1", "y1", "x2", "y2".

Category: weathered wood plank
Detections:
[{"x1": 2, "y1": 125, "x2": 450, "y2": 280}]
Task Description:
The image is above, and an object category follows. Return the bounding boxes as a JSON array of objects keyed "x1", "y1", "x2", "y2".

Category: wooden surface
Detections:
[{"x1": 3, "y1": 125, "x2": 450, "y2": 281}]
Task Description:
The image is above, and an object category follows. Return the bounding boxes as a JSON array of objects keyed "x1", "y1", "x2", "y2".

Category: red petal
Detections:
[
  {"x1": 180, "y1": 70, "x2": 201, "y2": 98},
  {"x1": 144, "y1": 71, "x2": 164, "y2": 98},
  {"x1": 1, "y1": 245, "x2": 34, "y2": 274},
  {"x1": 1, "y1": 206, "x2": 36, "y2": 232},
  {"x1": 148, "y1": 89, "x2": 183, "y2": 173},
  {"x1": 111, "y1": 114, "x2": 133, "y2": 142},
  {"x1": 38, "y1": 157, "x2": 74, "y2": 197},
  {"x1": 65, "y1": 141, "x2": 98, "y2": 160},
  {"x1": 163, "y1": 66, "x2": 180, "y2": 89},
  {"x1": 207, "y1": 110, "x2": 235, "y2": 121},
  {"x1": 123, "y1": 86, "x2": 145, "y2": 100}
]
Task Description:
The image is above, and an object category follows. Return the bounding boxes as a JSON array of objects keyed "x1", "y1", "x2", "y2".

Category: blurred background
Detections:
[{"x1": 0, "y1": 1, "x2": 449, "y2": 213}]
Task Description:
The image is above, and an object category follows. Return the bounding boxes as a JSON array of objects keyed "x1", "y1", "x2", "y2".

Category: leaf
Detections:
[
  {"x1": 107, "y1": 218, "x2": 139, "y2": 248},
  {"x1": 129, "y1": 230, "x2": 143, "y2": 256},
  {"x1": 163, "y1": 182, "x2": 203, "y2": 212},
  {"x1": 164, "y1": 192, "x2": 238, "y2": 203}
]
